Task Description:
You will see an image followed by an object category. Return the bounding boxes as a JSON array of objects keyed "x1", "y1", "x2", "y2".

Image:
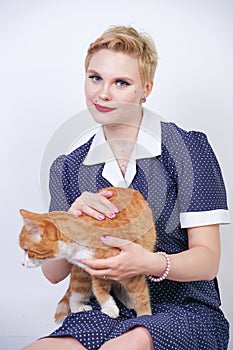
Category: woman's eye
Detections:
[
  {"x1": 116, "y1": 80, "x2": 130, "y2": 87},
  {"x1": 89, "y1": 75, "x2": 102, "y2": 83}
]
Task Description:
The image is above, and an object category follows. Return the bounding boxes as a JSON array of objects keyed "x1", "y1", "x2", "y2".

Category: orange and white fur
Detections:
[{"x1": 19, "y1": 187, "x2": 156, "y2": 322}]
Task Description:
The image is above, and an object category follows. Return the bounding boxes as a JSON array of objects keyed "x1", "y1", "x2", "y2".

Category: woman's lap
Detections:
[
  {"x1": 22, "y1": 327, "x2": 153, "y2": 350},
  {"x1": 47, "y1": 302, "x2": 229, "y2": 350}
]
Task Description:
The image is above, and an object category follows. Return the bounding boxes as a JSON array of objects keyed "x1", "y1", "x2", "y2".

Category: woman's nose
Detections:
[{"x1": 99, "y1": 84, "x2": 112, "y2": 101}]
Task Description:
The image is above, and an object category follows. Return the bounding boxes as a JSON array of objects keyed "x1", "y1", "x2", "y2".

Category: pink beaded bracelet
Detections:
[{"x1": 147, "y1": 252, "x2": 171, "y2": 282}]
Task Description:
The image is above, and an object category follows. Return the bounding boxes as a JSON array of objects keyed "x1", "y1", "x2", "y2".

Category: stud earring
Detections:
[{"x1": 142, "y1": 97, "x2": 146, "y2": 103}]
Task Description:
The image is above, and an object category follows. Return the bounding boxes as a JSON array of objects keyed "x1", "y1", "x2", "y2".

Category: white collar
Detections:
[{"x1": 83, "y1": 108, "x2": 163, "y2": 187}]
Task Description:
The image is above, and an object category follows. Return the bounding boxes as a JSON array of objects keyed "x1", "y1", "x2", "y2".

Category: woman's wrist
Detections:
[
  {"x1": 145, "y1": 251, "x2": 171, "y2": 282},
  {"x1": 147, "y1": 252, "x2": 171, "y2": 282}
]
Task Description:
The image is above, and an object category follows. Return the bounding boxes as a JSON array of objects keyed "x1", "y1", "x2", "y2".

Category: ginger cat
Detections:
[{"x1": 19, "y1": 187, "x2": 156, "y2": 322}]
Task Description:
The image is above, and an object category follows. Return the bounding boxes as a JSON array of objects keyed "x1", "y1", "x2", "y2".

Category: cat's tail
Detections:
[{"x1": 54, "y1": 292, "x2": 71, "y2": 324}]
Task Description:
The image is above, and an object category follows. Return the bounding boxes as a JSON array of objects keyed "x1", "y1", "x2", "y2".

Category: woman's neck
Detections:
[
  {"x1": 103, "y1": 107, "x2": 143, "y2": 141},
  {"x1": 103, "y1": 122, "x2": 139, "y2": 142},
  {"x1": 103, "y1": 112, "x2": 143, "y2": 176}
]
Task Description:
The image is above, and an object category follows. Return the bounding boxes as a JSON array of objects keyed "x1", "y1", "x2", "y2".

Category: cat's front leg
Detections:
[
  {"x1": 69, "y1": 292, "x2": 93, "y2": 313},
  {"x1": 92, "y1": 277, "x2": 119, "y2": 318},
  {"x1": 69, "y1": 266, "x2": 93, "y2": 314}
]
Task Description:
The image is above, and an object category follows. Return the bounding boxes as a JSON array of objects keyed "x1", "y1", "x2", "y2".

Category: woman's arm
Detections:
[
  {"x1": 41, "y1": 259, "x2": 72, "y2": 284},
  {"x1": 80, "y1": 224, "x2": 221, "y2": 282},
  {"x1": 161, "y1": 224, "x2": 221, "y2": 282}
]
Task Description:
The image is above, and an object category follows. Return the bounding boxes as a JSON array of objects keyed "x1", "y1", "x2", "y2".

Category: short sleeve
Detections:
[
  {"x1": 162, "y1": 123, "x2": 231, "y2": 228},
  {"x1": 49, "y1": 155, "x2": 70, "y2": 212}
]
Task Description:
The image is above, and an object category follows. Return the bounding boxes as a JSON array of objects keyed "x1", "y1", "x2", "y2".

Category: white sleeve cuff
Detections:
[{"x1": 180, "y1": 209, "x2": 231, "y2": 228}]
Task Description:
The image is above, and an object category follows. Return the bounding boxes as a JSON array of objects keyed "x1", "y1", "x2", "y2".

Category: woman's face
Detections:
[{"x1": 84, "y1": 49, "x2": 152, "y2": 126}]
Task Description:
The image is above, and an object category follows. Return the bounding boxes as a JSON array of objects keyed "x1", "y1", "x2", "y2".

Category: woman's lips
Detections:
[{"x1": 93, "y1": 103, "x2": 116, "y2": 113}]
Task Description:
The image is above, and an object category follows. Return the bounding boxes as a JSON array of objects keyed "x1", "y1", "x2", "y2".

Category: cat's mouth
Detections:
[{"x1": 21, "y1": 250, "x2": 42, "y2": 268}]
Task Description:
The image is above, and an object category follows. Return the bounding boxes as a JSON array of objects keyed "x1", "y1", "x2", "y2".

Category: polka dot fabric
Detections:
[
  {"x1": 48, "y1": 122, "x2": 230, "y2": 349},
  {"x1": 50, "y1": 303, "x2": 228, "y2": 349}
]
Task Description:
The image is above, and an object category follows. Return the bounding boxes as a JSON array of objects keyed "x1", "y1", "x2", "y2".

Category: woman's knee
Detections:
[
  {"x1": 100, "y1": 326, "x2": 153, "y2": 350},
  {"x1": 21, "y1": 336, "x2": 86, "y2": 350},
  {"x1": 131, "y1": 327, "x2": 153, "y2": 348}
]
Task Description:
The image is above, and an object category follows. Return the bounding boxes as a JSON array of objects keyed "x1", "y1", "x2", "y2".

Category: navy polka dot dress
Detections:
[{"x1": 48, "y1": 122, "x2": 230, "y2": 349}]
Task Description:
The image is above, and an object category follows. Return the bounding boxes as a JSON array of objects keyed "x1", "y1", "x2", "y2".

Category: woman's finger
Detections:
[
  {"x1": 68, "y1": 191, "x2": 118, "y2": 219},
  {"x1": 85, "y1": 191, "x2": 118, "y2": 213}
]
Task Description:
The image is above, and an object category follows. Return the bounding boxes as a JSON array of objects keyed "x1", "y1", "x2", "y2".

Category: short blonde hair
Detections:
[{"x1": 85, "y1": 26, "x2": 158, "y2": 85}]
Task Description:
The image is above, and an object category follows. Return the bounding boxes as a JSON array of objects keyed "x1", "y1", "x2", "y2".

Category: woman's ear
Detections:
[
  {"x1": 144, "y1": 80, "x2": 153, "y2": 98},
  {"x1": 141, "y1": 81, "x2": 153, "y2": 104}
]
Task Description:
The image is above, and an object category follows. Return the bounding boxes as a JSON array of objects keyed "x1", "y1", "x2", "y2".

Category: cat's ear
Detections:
[
  {"x1": 19, "y1": 209, "x2": 38, "y2": 220},
  {"x1": 19, "y1": 209, "x2": 42, "y2": 242},
  {"x1": 19, "y1": 209, "x2": 40, "y2": 230},
  {"x1": 20, "y1": 209, "x2": 38, "y2": 225},
  {"x1": 19, "y1": 209, "x2": 60, "y2": 241}
]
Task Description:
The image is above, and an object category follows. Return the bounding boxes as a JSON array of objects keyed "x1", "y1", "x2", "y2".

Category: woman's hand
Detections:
[
  {"x1": 79, "y1": 225, "x2": 221, "y2": 283},
  {"x1": 69, "y1": 190, "x2": 118, "y2": 220},
  {"x1": 80, "y1": 236, "x2": 152, "y2": 281}
]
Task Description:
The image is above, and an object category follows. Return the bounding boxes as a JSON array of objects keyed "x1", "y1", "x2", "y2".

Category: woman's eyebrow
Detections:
[
  {"x1": 87, "y1": 69, "x2": 133, "y2": 81},
  {"x1": 86, "y1": 69, "x2": 100, "y2": 74},
  {"x1": 86, "y1": 69, "x2": 134, "y2": 82}
]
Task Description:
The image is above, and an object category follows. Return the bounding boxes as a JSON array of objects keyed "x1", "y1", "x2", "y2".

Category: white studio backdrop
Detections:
[{"x1": 0, "y1": 0, "x2": 233, "y2": 348}]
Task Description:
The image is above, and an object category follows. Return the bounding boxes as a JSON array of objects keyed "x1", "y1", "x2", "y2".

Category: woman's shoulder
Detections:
[
  {"x1": 66, "y1": 135, "x2": 95, "y2": 161},
  {"x1": 161, "y1": 121, "x2": 207, "y2": 139},
  {"x1": 50, "y1": 135, "x2": 95, "y2": 172},
  {"x1": 161, "y1": 121, "x2": 209, "y2": 151}
]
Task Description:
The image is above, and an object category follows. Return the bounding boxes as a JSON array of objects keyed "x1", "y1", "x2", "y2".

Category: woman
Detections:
[{"x1": 22, "y1": 26, "x2": 230, "y2": 350}]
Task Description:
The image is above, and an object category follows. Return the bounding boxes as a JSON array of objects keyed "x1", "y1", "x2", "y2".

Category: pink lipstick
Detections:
[{"x1": 94, "y1": 103, "x2": 116, "y2": 113}]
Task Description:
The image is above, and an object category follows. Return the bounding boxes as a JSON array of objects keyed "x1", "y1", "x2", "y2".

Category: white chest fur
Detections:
[{"x1": 58, "y1": 241, "x2": 94, "y2": 268}]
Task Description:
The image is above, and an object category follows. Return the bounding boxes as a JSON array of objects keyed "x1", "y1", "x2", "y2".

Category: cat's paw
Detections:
[
  {"x1": 71, "y1": 304, "x2": 93, "y2": 313},
  {"x1": 80, "y1": 305, "x2": 93, "y2": 312},
  {"x1": 102, "y1": 305, "x2": 119, "y2": 318},
  {"x1": 101, "y1": 298, "x2": 119, "y2": 319}
]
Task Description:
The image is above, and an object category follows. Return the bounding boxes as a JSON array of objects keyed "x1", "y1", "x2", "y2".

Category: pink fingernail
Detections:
[
  {"x1": 113, "y1": 208, "x2": 119, "y2": 213},
  {"x1": 76, "y1": 210, "x2": 82, "y2": 216},
  {"x1": 100, "y1": 235, "x2": 107, "y2": 242},
  {"x1": 107, "y1": 212, "x2": 116, "y2": 219},
  {"x1": 97, "y1": 214, "x2": 105, "y2": 221}
]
